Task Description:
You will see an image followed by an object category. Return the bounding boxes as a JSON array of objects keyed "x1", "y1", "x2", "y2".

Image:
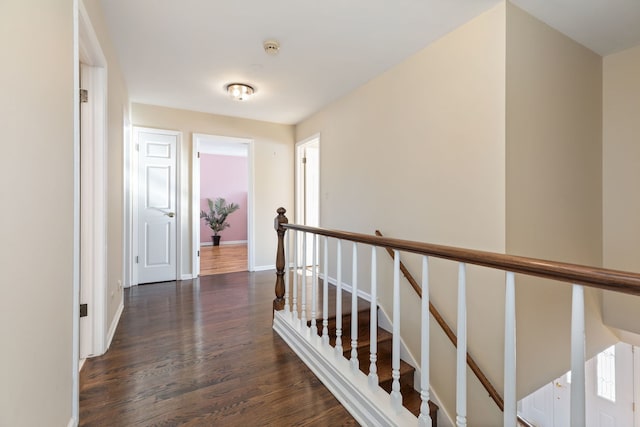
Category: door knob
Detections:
[{"x1": 166, "y1": 212, "x2": 175, "y2": 218}]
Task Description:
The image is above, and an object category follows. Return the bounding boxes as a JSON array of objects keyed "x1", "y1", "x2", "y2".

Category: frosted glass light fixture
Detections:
[{"x1": 226, "y1": 83, "x2": 254, "y2": 101}]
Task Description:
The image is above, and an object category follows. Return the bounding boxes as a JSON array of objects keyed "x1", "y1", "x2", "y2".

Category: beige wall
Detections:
[
  {"x1": 82, "y1": 0, "x2": 130, "y2": 341},
  {"x1": 132, "y1": 104, "x2": 295, "y2": 272},
  {"x1": 0, "y1": 1, "x2": 75, "y2": 426},
  {"x1": 297, "y1": 4, "x2": 507, "y2": 424},
  {"x1": 505, "y1": 2, "x2": 616, "y2": 395},
  {"x1": 602, "y1": 44, "x2": 640, "y2": 337}
]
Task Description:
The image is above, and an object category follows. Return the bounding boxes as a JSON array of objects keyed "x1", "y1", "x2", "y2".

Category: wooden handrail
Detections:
[
  {"x1": 273, "y1": 210, "x2": 580, "y2": 425},
  {"x1": 375, "y1": 230, "x2": 505, "y2": 412},
  {"x1": 376, "y1": 230, "x2": 536, "y2": 427},
  {"x1": 283, "y1": 223, "x2": 640, "y2": 295}
]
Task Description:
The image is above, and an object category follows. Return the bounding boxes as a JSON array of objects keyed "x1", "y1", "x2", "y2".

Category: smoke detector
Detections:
[{"x1": 263, "y1": 40, "x2": 280, "y2": 55}]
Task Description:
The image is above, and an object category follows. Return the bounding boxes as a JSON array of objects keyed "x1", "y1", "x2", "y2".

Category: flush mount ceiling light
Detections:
[{"x1": 226, "y1": 83, "x2": 254, "y2": 101}]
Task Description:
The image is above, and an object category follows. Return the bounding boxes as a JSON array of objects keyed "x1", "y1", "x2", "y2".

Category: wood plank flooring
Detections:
[
  {"x1": 79, "y1": 271, "x2": 356, "y2": 426},
  {"x1": 199, "y1": 244, "x2": 247, "y2": 276}
]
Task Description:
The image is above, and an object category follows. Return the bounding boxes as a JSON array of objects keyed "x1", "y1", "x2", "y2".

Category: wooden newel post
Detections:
[{"x1": 273, "y1": 207, "x2": 288, "y2": 313}]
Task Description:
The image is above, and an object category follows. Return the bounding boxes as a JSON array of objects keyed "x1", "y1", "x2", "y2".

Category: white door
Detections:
[
  {"x1": 137, "y1": 129, "x2": 178, "y2": 284},
  {"x1": 520, "y1": 381, "x2": 554, "y2": 426},
  {"x1": 553, "y1": 372, "x2": 571, "y2": 426},
  {"x1": 586, "y1": 343, "x2": 634, "y2": 427}
]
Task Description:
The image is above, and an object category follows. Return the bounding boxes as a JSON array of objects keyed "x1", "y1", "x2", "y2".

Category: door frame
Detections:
[
  {"x1": 78, "y1": 0, "x2": 108, "y2": 362},
  {"x1": 192, "y1": 133, "x2": 255, "y2": 275},
  {"x1": 73, "y1": 0, "x2": 109, "y2": 422},
  {"x1": 635, "y1": 346, "x2": 640, "y2": 427},
  {"x1": 131, "y1": 127, "x2": 182, "y2": 285},
  {"x1": 295, "y1": 134, "x2": 320, "y2": 267},
  {"x1": 295, "y1": 134, "x2": 320, "y2": 226}
]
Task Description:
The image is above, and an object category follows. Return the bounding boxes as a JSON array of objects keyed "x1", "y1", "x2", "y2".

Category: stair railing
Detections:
[
  {"x1": 272, "y1": 208, "x2": 640, "y2": 426},
  {"x1": 376, "y1": 230, "x2": 536, "y2": 427}
]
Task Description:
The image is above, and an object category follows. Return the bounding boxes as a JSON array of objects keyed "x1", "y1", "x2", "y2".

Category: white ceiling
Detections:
[{"x1": 99, "y1": 0, "x2": 640, "y2": 125}]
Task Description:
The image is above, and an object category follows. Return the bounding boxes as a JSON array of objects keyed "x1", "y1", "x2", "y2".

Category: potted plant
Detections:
[{"x1": 200, "y1": 197, "x2": 240, "y2": 246}]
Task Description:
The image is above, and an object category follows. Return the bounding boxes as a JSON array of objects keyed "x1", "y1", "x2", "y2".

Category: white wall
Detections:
[
  {"x1": 296, "y1": 4, "x2": 507, "y2": 424},
  {"x1": 602, "y1": 44, "x2": 640, "y2": 339},
  {"x1": 0, "y1": 1, "x2": 75, "y2": 425},
  {"x1": 131, "y1": 103, "x2": 294, "y2": 271},
  {"x1": 505, "y1": 2, "x2": 617, "y2": 397}
]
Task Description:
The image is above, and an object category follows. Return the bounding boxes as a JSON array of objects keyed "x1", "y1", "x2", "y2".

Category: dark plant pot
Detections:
[{"x1": 212, "y1": 235, "x2": 221, "y2": 246}]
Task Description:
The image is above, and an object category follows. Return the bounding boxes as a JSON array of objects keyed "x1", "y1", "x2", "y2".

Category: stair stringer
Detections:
[
  {"x1": 273, "y1": 310, "x2": 417, "y2": 427},
  {"x1": 376, "y1": 305, "x2": 455, "y2": 427}
]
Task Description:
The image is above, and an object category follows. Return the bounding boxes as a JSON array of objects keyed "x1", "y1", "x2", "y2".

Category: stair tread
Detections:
[{"x1": 291, "y1": 282, "x2": 438, "y2": 422}]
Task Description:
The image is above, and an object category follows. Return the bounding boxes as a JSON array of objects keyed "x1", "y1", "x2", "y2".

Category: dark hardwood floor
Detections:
[{"x1": 80, "y1": 271, "x2": 357, "y2": 426}]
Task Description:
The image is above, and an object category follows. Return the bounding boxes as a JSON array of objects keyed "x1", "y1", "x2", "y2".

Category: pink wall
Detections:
[{"x1": 200, "y1": 154, "x2": 248, "y2": 243}]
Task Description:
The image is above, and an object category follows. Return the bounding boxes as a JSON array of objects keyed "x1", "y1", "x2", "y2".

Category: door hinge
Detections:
[
  {"x1": 135, "y1": 143, "x2": 139, "y2": 152},
  {"x1": 80, "y1": 303, "x2": 88, "y2": 318},
  {"x1": 302, "y1": 156, "x2": 307, "y2": 164},
  {"x1": 79, "y1": 89, "x2": 88, "y2": 103},
  {"x1": 197, "y1": 152, "x2": 200, "y2": 158},
  {"x1": 135, "y1": 255, "x2": 139, "y2": 264},
  {"x1": 197, "y1": 250, "x2": 200, "y2": 257}
]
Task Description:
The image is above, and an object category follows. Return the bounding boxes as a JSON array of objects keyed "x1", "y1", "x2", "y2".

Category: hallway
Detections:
[{"x1": 79, "y1": 271, "x2": 356, "y2": 426}]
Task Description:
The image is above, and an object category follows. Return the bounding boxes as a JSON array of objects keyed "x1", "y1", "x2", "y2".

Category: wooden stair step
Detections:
[{"x1": 299, "y1": 283, "x2": 438, "y2": 423}]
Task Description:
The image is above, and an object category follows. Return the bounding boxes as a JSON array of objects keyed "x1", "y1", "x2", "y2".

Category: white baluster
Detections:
[
  {"x1": 503, "y1": 272, "x2": 516, "y2": 427},
  {"x1": 335, "y1": 239, "x2": 343, "y2": 358},
  {"x1": 570, "y1": 284, "x2": 586, "y2": 427},
  {"x1": 292, "y1": 230, "x2": 298, "y2": 325},
  {"x1": 300, "y1": 231, "x2": 307, "y2": 329},
  {"x1": 418, "y1": 256, "x2": 432, "y2": 426},
  {"x1": 310, "y1": 233, "x2": 318, "y2": 341},
  {"x1": 284, "y1": 229, "x2": 290, "y2": 317},
  {"x1": 368, "y1": 246, "x2": 379, "y2": 390},
  {"x1": 350, "y1": 242, "x2": 359, "y2": 373},
  {"x1": 390, "y1": 250, "x2": 402, "y2": 411},
  {"x1": 456, "y1": 263, "x2": 467, "y2": 427},
  {"x1": 322, "y1": 236, "x2": 329, "y2": 346}
]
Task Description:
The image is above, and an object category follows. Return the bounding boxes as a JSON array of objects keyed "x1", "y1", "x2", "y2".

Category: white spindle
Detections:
[
  {"x1": 368, "y1": 246, "x2": 379, "y2": 390},
  {"x1": 503, "y1": 272, "x2": 516, "y2": 427},
  {"x1": 570, "y1": 284, "x2": 586, "y2": 427},
  {"x1": 335, "y1": 239, "x2": 343, "y2": 358},
  {"x1": 390, "y1": 250, "x2": 402, "y2": 411},
  {"x1": 418, "y1": 256, "x2": 432, "y2": 426},
  {"x1": 310, "y1": 233, "x2": 318, "y2": 341},
  {"x1": 456, "y1": 263, "x2": 467, "y2": 427},
  {"x1": 322, "y1": 236, "x2": 329, "y2": 346},
  {"x1": 284, "y1": 229, "x2": 290, "y2": 317},
  {"x1": 350, "y1": 242, "x2": 359, "y2": 373},
  {"x1": 292, "y1": 230, "x2": 298, "y2": 325},
  {"x1": 300, "y1": 232, "x2": 307, "y2": 328}
]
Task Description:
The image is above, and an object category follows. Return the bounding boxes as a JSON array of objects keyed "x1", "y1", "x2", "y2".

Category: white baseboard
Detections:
[
  {"x1": 319, "y1": 272, "x2": 372, "y2": 302},
  {"x1": 106, "y1": 301, "x2": 124, "y2": 351},
  {"x1": 252, "y1": 264, "x2": 275, "y2": 272},
  {"x1": 200, "y1": 239, "x2": 248, "y2": 247},
  {"x1": 273, "y1": 311, "x2": 417, "y2": 426},
  {"x1": 67, "y1": 416, "x2": 78, "y2": 427}
]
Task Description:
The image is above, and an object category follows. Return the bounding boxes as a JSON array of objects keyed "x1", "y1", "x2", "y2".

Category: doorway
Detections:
[
  {"x1": 519, "y1": 342, "x2": 639, "y2": 426},
  {"x1": 132, "y1": 127, "x2": 181, "y2": 285},
  {"x1": 74, "y1": 3, "x2": 110, "y2": 422},
  {"x1": 192, "y1": 134, "x2": 253, "y2": 276},
  {"x1": 295, "y1": 135, "x2": 320, "y2": 267},
  {"x1": 78, "y1": 3, "x2": 108, "y2": 361}
]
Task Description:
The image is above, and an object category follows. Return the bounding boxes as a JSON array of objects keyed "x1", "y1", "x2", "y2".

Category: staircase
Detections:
[{"x1": 308, "y1": 288, "x2": 438, "y2": 424}]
